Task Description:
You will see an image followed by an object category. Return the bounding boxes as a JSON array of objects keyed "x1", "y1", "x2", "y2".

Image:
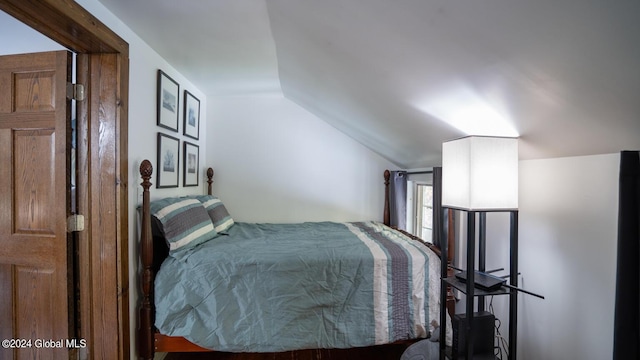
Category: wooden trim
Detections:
[
  {"x1": 86, "y1": 53, "x2": 125, "y2": 359},
  {"x1": 0, "y1": 0, "x2": 128, "y2": 54},
  {"x1": 117, "y1": 51, "x2": 131, "y2": 360},
  {"x1": 0, "y1": 1, "x2": 130, "y2": 358}
]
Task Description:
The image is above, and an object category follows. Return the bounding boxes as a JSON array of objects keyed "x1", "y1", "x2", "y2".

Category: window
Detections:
[{"x1": 415, "y1": 184, "x2": 433, "y2": 242}]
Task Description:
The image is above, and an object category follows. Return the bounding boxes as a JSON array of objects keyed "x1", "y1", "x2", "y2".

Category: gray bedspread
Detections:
[{"x1": 154, "y1": 221, "x2": 443, "y2": 352}]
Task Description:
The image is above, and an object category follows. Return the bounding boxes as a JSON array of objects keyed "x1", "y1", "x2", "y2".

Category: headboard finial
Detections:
[
  {"x1": 140, "y1": 160, "x2": 153, "y2": 181},
  {"x1": 206, "y1": 167, "x2": 214, "y2": 195},
  {"x1": 383, "y1": 170, "x2": 391, "y2": 226}
]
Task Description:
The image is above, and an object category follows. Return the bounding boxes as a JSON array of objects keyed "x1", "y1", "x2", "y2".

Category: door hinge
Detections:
[
  {"x1": 67, "y1": 214, "x2": 85, "y2": 232},
  {"x1": 66, "y1": 83, "x2": 85, "y2": 101}
]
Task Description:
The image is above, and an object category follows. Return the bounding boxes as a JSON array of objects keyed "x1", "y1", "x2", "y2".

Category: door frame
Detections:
[{"x1": 0, "y1": 1, "x2": 130, "y2": 358}]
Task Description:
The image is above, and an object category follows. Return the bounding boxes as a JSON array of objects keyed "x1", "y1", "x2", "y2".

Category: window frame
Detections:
[{"x1": 413, "y1": 182, "x2": 434, "y2": 243}]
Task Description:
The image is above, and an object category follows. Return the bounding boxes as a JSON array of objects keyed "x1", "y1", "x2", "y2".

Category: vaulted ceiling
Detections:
[{"x1": 98, "y1": 0, "x2": 640, "y2": 168}]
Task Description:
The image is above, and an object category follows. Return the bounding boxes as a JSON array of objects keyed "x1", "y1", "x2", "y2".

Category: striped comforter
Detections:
[{"x1": 154, "y1": 221, "x2": 445, "y2": 352}]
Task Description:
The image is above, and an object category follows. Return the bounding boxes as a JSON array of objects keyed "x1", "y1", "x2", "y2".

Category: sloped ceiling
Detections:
[{"x1": 98, "y1": 0, "x2": 640, "y2": 168}]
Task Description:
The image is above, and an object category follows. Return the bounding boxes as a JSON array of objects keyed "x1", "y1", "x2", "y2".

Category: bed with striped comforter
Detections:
[{"x1": 154, "y1": 221, "x2": 444, "y2": 352}]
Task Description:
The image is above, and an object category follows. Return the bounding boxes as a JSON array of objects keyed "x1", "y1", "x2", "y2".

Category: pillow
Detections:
[
  {"x1": 150, "y1": 197, "x2": 218, "y2": 253},
  {"x1": 193, "y1": 195, "x2": 235, "y2": 233}
]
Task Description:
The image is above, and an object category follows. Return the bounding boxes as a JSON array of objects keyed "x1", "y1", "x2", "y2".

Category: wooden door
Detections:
[{"x1": 0, "y1": 51, "x2": 73, "y2": 359}]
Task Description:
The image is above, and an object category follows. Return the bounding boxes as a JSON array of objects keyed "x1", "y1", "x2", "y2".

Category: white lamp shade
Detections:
[{"x1": 442, "y1": 136, "x2": 518, "y2": 211}]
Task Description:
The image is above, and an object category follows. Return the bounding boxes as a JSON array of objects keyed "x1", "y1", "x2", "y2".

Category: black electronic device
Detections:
[
  {"x1": 455, "y1": 270, "x2": 506, "y2": 291},
  {"x1": 452, "y1": 311, "x2": 495, "y2": 359}
]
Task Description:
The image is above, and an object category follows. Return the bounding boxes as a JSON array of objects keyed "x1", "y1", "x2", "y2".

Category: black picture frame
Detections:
[
  {"x1": 157, "y1": 70, "x2": 180, "y2": 132},
  {"x1": 156, "y1": 132, "x2": 180, "y2": 188},
  {"x1": 183, "y1": 90, "x2": 200, "y2": 140},
  {"x1": 183, "y1": 141, "x2": 199, "y2": 187}
]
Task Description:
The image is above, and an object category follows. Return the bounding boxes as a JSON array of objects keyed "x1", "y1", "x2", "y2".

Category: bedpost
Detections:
[
  {"x1": 383, "y1": 170, "x2": 390, "y2": 226},
  {"x1": 138, "y1": 160, "x2": 154, "y2": 360},
  {"x1": 445, "y1": 208, "x2": 457, "y2": 317},
  {"x1": 207, "y1": 167, "x2": 214, "y2": 196},
  {"x1": 447, "y1": 209, "x2": 455, "y2": 266}
]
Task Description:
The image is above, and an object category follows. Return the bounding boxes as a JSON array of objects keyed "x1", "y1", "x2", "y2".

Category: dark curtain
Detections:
[
  {"x1": 389, "y1": 171, "x2": 407, "y2": 230},
  {"x1": 613, "y1": 151, "x2": 640, "y2": 359},
  {"x1": 432, "y1": 167, "x2": 443, "y2": 249}
]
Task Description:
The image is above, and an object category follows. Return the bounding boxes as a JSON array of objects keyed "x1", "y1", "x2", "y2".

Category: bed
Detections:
[{"x1": 137, "y1": 160, "x2": 455, "y2": 359}]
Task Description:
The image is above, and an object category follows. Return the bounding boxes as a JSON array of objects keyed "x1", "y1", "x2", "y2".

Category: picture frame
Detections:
[
  {"x1": 156, "y1": 133, "x2": 180, "y2": 188},
  {"x1": 183, "y1": 141, "x2": 199, "y2": 187},
  {"x1": 183, "y1": 90, "x2": 200, "y2": 140},
  {"x1": 157, "y1": 70, "x2": 180, "y2": 132}
]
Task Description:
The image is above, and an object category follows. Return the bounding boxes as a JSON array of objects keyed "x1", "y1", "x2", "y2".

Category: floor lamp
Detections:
[{"x1": 440, "y1": 136, "x2": 519, "y2": 360}]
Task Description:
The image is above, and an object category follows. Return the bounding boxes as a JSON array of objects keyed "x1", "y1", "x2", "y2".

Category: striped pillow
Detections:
[
  {"x1": 193, "y1": 195, "x2": 235, "y2": 233},
  {"x1": 150, "y1": 197, "x2": 218, "y2": 254}
]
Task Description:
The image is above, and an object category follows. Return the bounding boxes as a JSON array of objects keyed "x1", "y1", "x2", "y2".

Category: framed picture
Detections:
[
  {"x1": 183, "y1": 141, "x2": 199, "y2": 187},
  {"x1": 157, "y1": 70, "x2": 180, "y2": 132},
  {"x1": 183, "y1": 90, "x2": 200, "y2": 140},
  {"x1": 156, "y1": 133, "x2": 180, "y2": 188}
]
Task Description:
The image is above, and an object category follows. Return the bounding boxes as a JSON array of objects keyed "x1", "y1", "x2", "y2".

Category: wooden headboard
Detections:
[{"x1": 137, "y1": 160, "x2": 220, "y2": 358}]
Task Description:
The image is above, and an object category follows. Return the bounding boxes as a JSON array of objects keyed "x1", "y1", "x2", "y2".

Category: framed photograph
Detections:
[
  {"x1": 183, "y1": 141, "x2": 199, "y2": 187},
  {"x1": 183, "y1": 90, "x2": 200, "y2": 140},
  {"x1": 157, "y1": 70, "x2": 180, "y2": 132},
  {"x1": 156, "y1": 133, "x2": 180, "y2": 188}
]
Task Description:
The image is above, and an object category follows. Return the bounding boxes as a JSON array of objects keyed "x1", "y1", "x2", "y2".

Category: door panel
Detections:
[
  {"x1": 14, "y1": 129, "x2": 57, "y2": 236},
  {"x1": 13, "y1": 71, "x2": 57, "y2": 112},
  {"x1": 0, "y1": 51, "x2": 71, "y2": 360}
]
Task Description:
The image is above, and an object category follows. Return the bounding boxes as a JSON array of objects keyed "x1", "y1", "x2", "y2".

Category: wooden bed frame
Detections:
[{"x1": 137, "y1": 161, "x2": 455, "y2": 359}]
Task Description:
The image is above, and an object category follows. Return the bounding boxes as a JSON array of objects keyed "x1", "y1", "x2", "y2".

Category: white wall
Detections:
[
  {"x1": 478, "y1": 153, "x2": 619, "y2": 360},
  {"x1": 207, "y1": 94, "x2": 397, "y2": 223}
]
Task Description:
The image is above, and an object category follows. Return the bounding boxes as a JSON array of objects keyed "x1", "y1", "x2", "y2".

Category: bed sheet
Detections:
[{"x1": 154, "y1": 221, "x2": 445, "y2": 352}]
